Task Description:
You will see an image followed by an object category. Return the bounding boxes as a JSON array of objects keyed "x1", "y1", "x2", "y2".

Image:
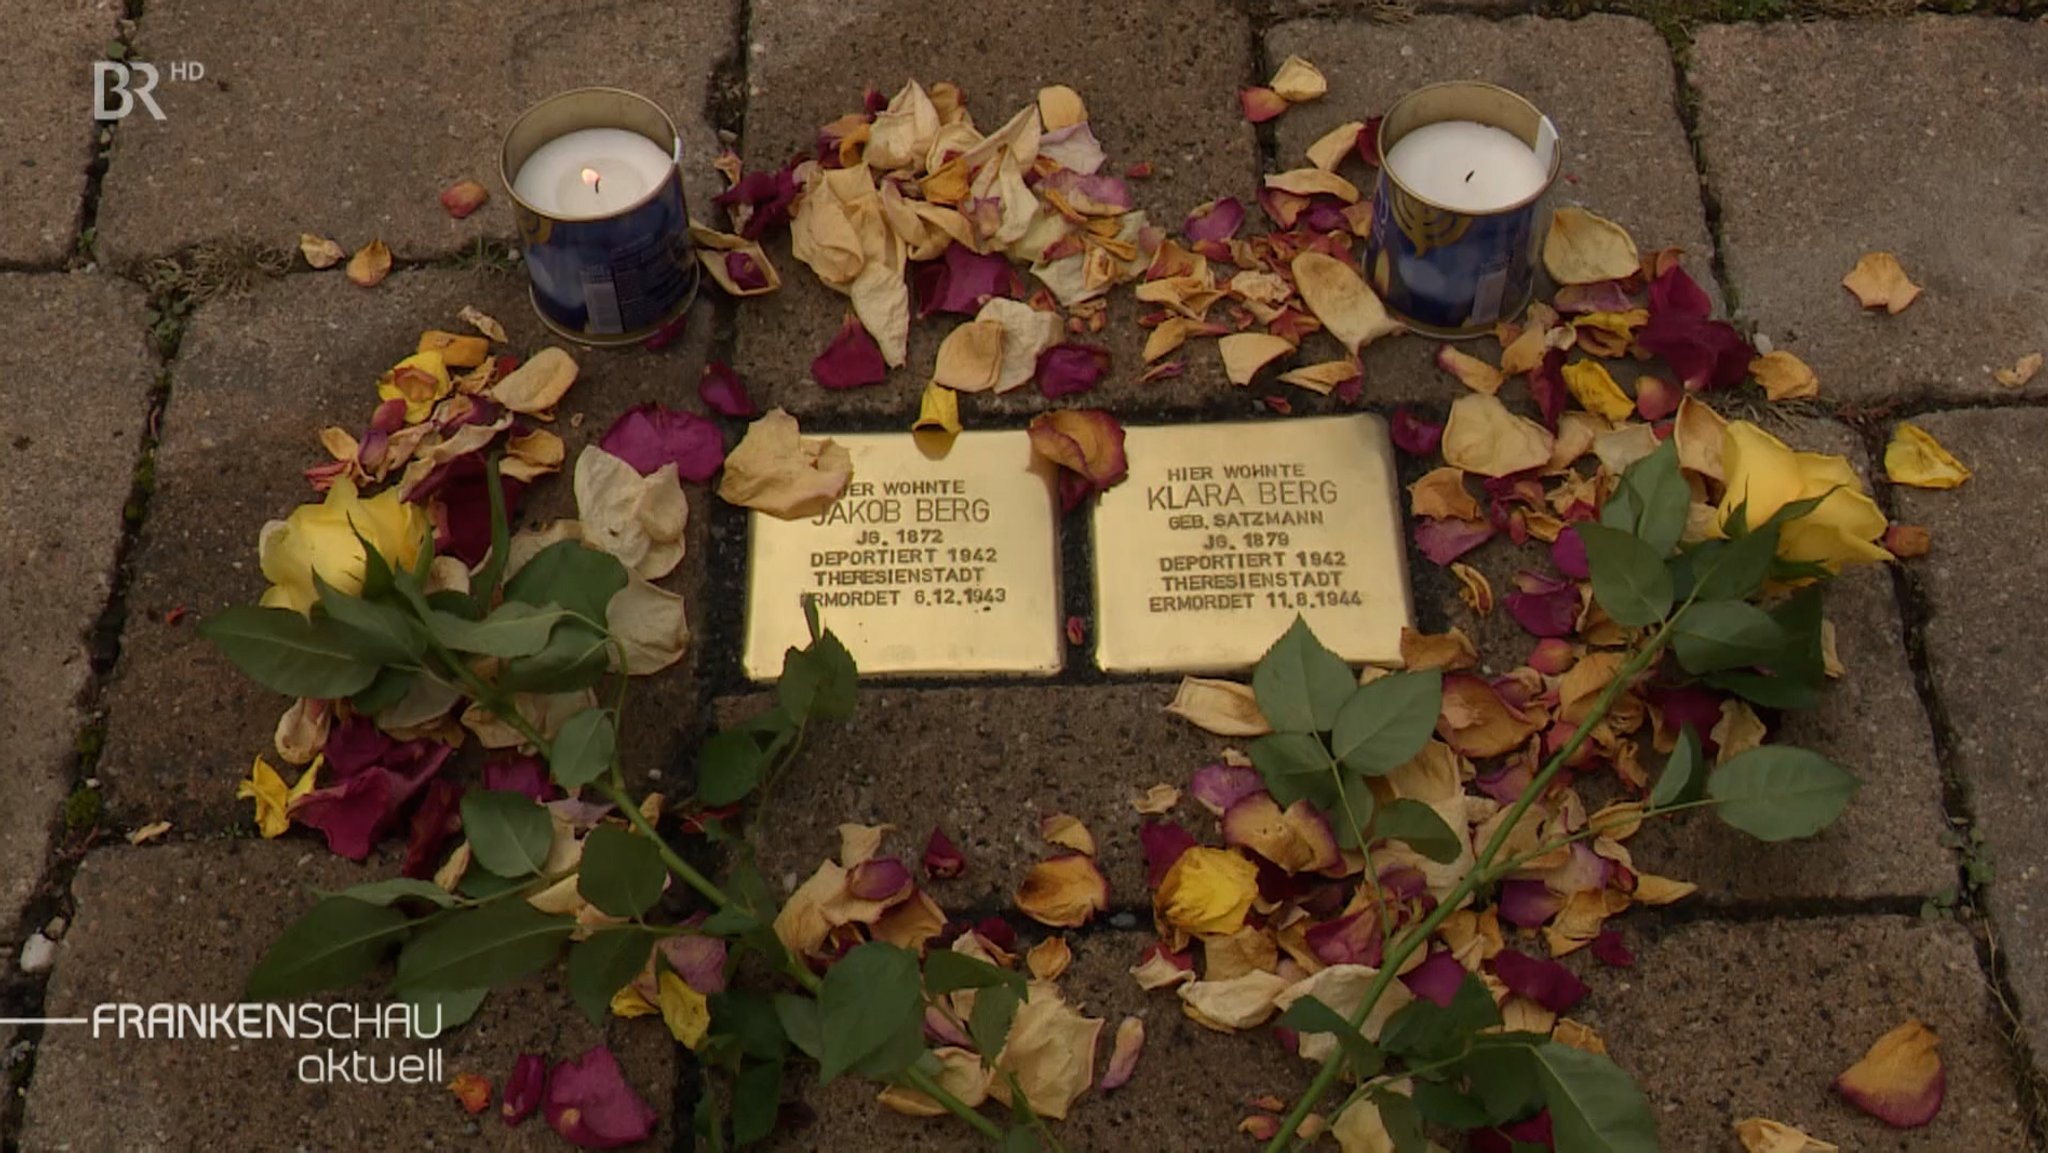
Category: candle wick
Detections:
[{"x1": 1465, "y1": 170, "x2": 1474, "y2": 183}]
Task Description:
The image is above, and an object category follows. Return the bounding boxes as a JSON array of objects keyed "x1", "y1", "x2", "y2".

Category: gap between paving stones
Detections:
[{"x1": 1851, "y1": 405, "x2": 2048, "y2": 1139}]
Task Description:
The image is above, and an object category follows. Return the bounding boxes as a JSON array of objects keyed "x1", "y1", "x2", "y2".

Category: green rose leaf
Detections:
[
  {"x1": 1275, "y1": 995, "x2": 1383, "y2": 1079},
  {"x1": 567, "y1": 927, "x2": 658, "y2": 1025},
  {"x1": 1577, "y1": 523, "x2": 1674, "y2": 628},
  {"x1": 1690, "y1": 522, "x2": 1780, "y2": 603},
  {"x1": 1373, "y1": 798, "x2": 1462, "y2": 863},
  {"x1": 1533, "y1": 1041, "x2": 1661, "y2": 1153},
  {"x1": 1673, "y1": 600, "x2": 1787, "y2": 674},
  {"x1": 710, "y1": 990, "x2": 790, "y2": 1061},
  {"x1": 1458, "y1": 1039, "x2": 1545, "y2": 1126},
  {"x1": 773, "y1": 993, "x2": 823, "y2": 1061},
  {"x1": 924, "y1": 949, "x2": 1028, "y2": 997},
  {"x1": 313, "y1": 575, "x2": 424, "y2": 664},
  {"x1": 780, "y1": 630, "x2": 858, "y2": 723},
  {"x1": 1372, "y1": 1088, "x2": 1428, "y2": 1153},
  {"x1": 245, "y1": 897, "x2": 412, "y2": 1000},
  {"x1": 1329, "y1": 770, "x2": 1378, "y2": 851},
  {"x1": 1250, "y1": 731, "x2": 1333, "y2": 780},
  {"x1": 497, "y1": 618, "x2": 611, "y2": 694},
  {"x1": 1707, "y1": 745, "x2": 1859, "y2": 841},
  {"x1": 732, "y1": 1059, "x2": 784, "y2": 1145},
  {"x1": 349, "y1": 667, "x2": 417, "y2": 716},
  {"x1": 399, "y1": 985, "x2": 488, "y2": 1033},
  {"x1": 1382, "y1": 973, "x2": 1502, "y2": 1062},
  {"x1": 816, "y1": 942, "x2": 925, "y2": 1084},
  {"x1": 1253, "y1": 616, "x2": 1356, "y2": 733},
  {"x1": 1330, "y1": 670, "x2": 1443, "y2": 776},
  {"x1": 1601, "y1": 438, "x2": 1687, "y2": 557},
  {"x1": 326, "y1": 878, "x2": 459, "y2": 908},
  {"x1": 969, "y1": 984, "x2": 1021, "y2": 1069},
  {"x1": 550, "y1": 708, "x2": 617, "y2": 791},
  {"x1": 396, "y1": 902, "x2": 574, "y2": 992},
  {"x1": 460, "y1": 789, "x2": 554, "y2": 878},
  {"x1": 578, "y1": 826, "x2": 666, "y2": 918},
  {"x1": 697, "y1": 730, "x2": 769, "y2": 806},
  {"x1": 1648, "y1": 725, "x2": 1705, "y2": 809},
  {"x1": 1412, "y1": 1080, "x2": 1494, "y2": 1129},
  {"x1": 503, "y1": 539, "x2": 629, "y2": 623},
  {"x1": 468, "y1": 454, "x2": 514, "y2": 614},
  {"x1": 199, "y1": 606, "x2": 382, "y2": 699},
  {"x1": 423, "y1": 601, "x2": 572, "y2": 659}
]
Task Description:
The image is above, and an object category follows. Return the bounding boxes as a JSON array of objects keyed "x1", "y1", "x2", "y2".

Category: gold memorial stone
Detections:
[
  {"x1": 1091, "y1": 414, "x2": 1413, "y2": 673},
  {"x1": 743, "y1": 430, "x2": 1062, "y2": 679}
]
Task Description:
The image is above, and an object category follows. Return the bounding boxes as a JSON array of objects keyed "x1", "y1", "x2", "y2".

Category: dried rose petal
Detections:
[
  {"x1": 1636, "y1": 375, "x2": 1681, "y2": 421},
  {"x1": 1015, "y1": 854, "x2": 1110, "y2": 928},
  {"x1": 1493, "y1": 948, "x2": 1589, "y2": 1013},
  {"x1": 290, "y1": 741, "x2": 454, "y2": 861},
  {"x1": 724, "y1": 250, "x2": 771, "y2": 294},
  {"x1": 1027, "y1": 409, "x2": 1128, "y2": 513},
  {"x1": 1141, "y1": 819, "x2": 1198, "y2": 889},
  {"x1": 1498, "y1": 879, "x2": 1565, "y2": 929},
  {"x1": 1649, "y1": 263, "x2": 1712, "y2": 320},
  {"x1": 598, "y1": 403, "x2": 725, "y2": 485},
  {"x1": 846, "y1": 856, "x2": 914, "y2": 903},
  {"x1": 1099, "y1": 1017, "x2": 1145, "y2": 1091},
  {"x1": 698, "y1": 362, "x2": 757, "y2": 418},
  {"x1": 1304, "y1": 911, "x2": 1382, "y2": 968},
  {"x1": 923, "y1": 826, "x2": 966, "y2": 878},
  {"x1": 1183, "y1": 197, "x2": 1247, "y2": 243},
  {"x1": 502, "y1": 1052, "x2": 545, "y2": 1126},
  {"x1": 1189, "y1": 763, "x2": 1264, "y2": 815},
  {"x1": 1841, "y1": 252, "x2": 1921, "y2": 315},
  {"x1": 712, "y1": 162, "x2": 801, "y2": 240},
  {"x1": 1550, "y1": 526, "x2": 1590, "y2": 580},
  {"x1": 440, "y1": 179, "x2": 490, "y2": 219},
  {"x1": 544, "y1": 1045, "x2": 657, "y2": 1149},
  {"x1": 1354, "y1": 115, "x2": 1383, "y2": 167},
  {"x1": 1591, "y1": 929, "x2": 1635, "y2": 968},
  {"x1": 1240, "y1": 86, "x2": 1289, "y2": 123},
  {"x1": 484, "y1": 755, "x2": 557, "y2": 803},
  {"x1": 1414, "y1": 517, "x2": 1496, "y2": 567},
  {"x1": 1400, "y1": 949, "x2": 1467, "y2": 1006},
  {"x1": 1390, "y1": 407, "x2": 1444, "y2": 456},
  {"x1": 1837, "y1": 1019, "x2": 1945, "y2": 1128},
  {"x1": 811, "y1": 315, "x2": 890, "y2": 390},
  {"x1": 401, "y1": 778, "x2": 464, "y2": 880},
  {"x1": 1884, "y1": 524, "x2": 1931, "y2": 558},
  {"x1": 1036, "y1": 343, "x2": 1111, "y2": 398},
  {"x1": 1638, "y1": 312, "x2": 1755, "y2": 392},
  {"x1": 660, "y1": 935, "x2": 728, "y2": 996},
  {"x1": 1504, "y1": 573, "x2": 1581, "y2": 639},
  {"x1": 346, "y1": 239, "x2": 392, "y2": 288},
  {"x1": 914, "y1": 244, "x2": 1022, "y2": 317},
  {"x1": 1554, "y1": 280, "x2": 1636, "y2": 315},
  {"x1": 299, "y1": 233, "x2": 346, "y2": 269},
  {"x1": 1222, "y1": 793, "x2": 1340, "y2": 874},
  {"x1": 449, "y1": 1071, "x2": 492, "y2": 1115}
]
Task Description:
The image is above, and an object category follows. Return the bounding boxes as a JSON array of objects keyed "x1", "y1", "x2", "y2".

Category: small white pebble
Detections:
[{"x1": 18, "y1": 933, "x2": 57, "y2": 973}]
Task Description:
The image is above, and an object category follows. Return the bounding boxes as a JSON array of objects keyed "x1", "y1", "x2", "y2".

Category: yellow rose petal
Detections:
[{"x1": 1884, "y1": 422, "x2": 1971, "y2": 489}]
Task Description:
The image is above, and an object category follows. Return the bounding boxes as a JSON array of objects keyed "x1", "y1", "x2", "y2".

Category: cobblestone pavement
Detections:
[{"x1": 3, "y1": 2, "x2": 2045, "y2": 1150}]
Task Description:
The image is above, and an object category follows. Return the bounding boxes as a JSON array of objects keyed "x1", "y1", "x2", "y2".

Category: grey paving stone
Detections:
[
  {"x1": 95, "y1": 0, "x2": 733, "y2": 268},
  {"x1": 1894, "y1": 406, "x2": 2048, "y2": 1069},
  {"x1": 719, "y1": 684, "x2": 1232, "y2": 916},
  {"x1": 1583, "y1": 915, "x2": 2029, "y2": 1150},
  {"x1": 761, "y1": 929, "x2": 1310, "y2": 1151},
  {"x1": 0, "y1": 272, "x2": 154, "y2": 938},
  {"x1": 1265, "y1": 13, "x2": 1714, "y2": 407},
  {"x1": 95, "y1": 267, "x2": 717, "y2": 835},
  {"x1": 732, "y1": 0, "x2": 1260, "y2": 420},
  {"x1": 18, "y1": 841, "x2": 675, "y2": 1152},
  {"x1": 0, "y1": 1, "x2": 116, "y2": 264},
  {"x1": 1630, "y1": 417, "x2": 1952, "y2": 902},
  {"x1": 1690, "y1": 18, "x2": 2048, "y2": 404}
]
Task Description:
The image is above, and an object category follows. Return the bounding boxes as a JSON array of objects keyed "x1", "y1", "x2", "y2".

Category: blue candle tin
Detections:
[
  {"x1": 1363, "y1": 82, "x2": 1561, "y2": 339},
  {"x1": 501, "y1": 88, "x2": 699, "y2": 346}
]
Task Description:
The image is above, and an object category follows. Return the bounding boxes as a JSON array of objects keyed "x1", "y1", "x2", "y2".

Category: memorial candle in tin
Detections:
[
  {"x1": 1363, "y1": 82, "x2": 1561, "y2": 338},
  {"x1": 501, "y1": 88, "x2": 699, "y2": 345}
]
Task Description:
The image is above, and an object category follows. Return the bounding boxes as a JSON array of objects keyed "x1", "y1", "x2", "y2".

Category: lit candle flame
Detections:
[{"x1": 580, "y1": 167, "x2": 602, "y2": 194}]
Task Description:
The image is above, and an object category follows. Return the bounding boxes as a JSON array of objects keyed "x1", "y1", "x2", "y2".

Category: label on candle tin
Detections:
[{"x1": 515, "y1": 162, "x2": 698, "y2": 341}]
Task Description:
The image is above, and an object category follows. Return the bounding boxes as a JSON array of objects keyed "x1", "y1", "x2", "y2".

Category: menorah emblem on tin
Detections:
[{"x1": 1392, "y1": 189, "x2": 1472, "y2": 256}]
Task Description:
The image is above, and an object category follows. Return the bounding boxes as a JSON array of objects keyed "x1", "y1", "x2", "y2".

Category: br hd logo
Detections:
[{"x1": 93, "y1": 60, "x2": 204, "y2": 121}]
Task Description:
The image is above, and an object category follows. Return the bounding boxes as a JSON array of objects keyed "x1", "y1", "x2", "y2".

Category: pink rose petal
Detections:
[
  {"x1": 1529, "y1": 348, "x2": 1568, "y2": 431},
  {"x1": 1189, "y1": 763, "x2": 1264, "y2": 816},
  {"x1": 1505, "y1": 572, "x2": 1581, "y2": 638},
  {"x1": 1550, "y1": 526, "x2": 1590, "y2": 580},
  {"x1": 502, "y1": 1052, "x2": 546, "y2": 1127},
  {"x1": 1305, "y1": 911, "x2": 1383, "y2": 968},
  {"x1": 913, "y1": 244, "x2": 1022, "y2": 318},
  {"x1": 724, "y1": 251, "x2": 770, "y2": 293},
  {"x1": 1400, "y1": 949, "x2": 1467, "y2": 1007},
  {"x1": 846, "y1": 856, "x2": 913, "y2": 904},
  {"x1": 1498, "y1": 879, "x2": 1565, "y2": 929},
  {"x1": 712, "y1": 162, "x2": 800, "y2": 240},
  {"x1": 1415, "y1": 517, "x2": 1496, "y2": 567},
  {"x1": 1648, "y1": 264, "x2": 1711, "y2": 320},
  {"x1": 1553, "y1": 280, "x2": 1636, "y2": 315},
  {"x1": 698, "y1": 362, "x2": 758, "y2": 418},
  {"x1": 1099, "y1": 1017, "x2": 1145, "y2": 1091},
  {"x1": 401, "y1": 778, "x2": 464, "y2": 879},
  {"x1": 1141, "y1": 820, "x2": 1198, "y2": 889},
  {"x1": 1591, "y1": 929, "x2": 1635, "y2": 968},
  {"x1": 1182, "y1": 197, "x2": 1246, "y2": 243},
  {"x1": 1390, "y1": 407, "x2": 1444, "y2": 456},
  {"x1": 1493, "y1": 948, "x2": 1590, "y2": 1013},
  {"x1": 1354, "y1": 116, "x2": 1383, "y2": 167},
  {"x1": 659, "y1": 935, "x2": 729, "y2": 995},
  {"x1": 545, "y1": 1045, "x2": 658, "y2": 1149},
  {"x1": 485, "y1": 754, "x2": 559, "y2": 803},
  {"x1": 811, "y1": 315, "x2": 890, "y2": 390},
  {"x1": 923, "y1": 827, "x2": 966, "y2": 879},
  {"x1": 411, "y1": 456, "x2": 527, "y2": 567},
  {"x1": 598, "y1": 403, "x2": 726, "y2": 484},
  {"x1": 1036, "y1": 343, "x2": 1111, "y2": 399}
]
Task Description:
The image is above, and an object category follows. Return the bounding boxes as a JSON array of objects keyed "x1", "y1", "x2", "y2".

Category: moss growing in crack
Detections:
[{"x1": 63, "y1": 786, "x2": 103, "y2": 833}]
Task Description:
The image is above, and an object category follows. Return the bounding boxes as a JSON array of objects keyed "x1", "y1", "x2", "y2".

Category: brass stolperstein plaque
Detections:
[
  {"x1": 743, "y1": 430, "x2": 1062, "y2": 679},
  {"x1": 1091, "y1": 414, "x2": 1414, "y2": 673}
]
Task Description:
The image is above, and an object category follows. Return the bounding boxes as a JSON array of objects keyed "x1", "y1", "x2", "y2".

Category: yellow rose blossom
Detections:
[
  {"x1": 1155, "y1": 846, "x2": 1260, "y2": 938},
  {"x1": 375, "y1": 350, "x2": 452, "y2": 423},
  {"x1": 258, "y1": 477, "x2": 429, "y2": 614},
  {"x1": 1716, "y1": 422, "x2": 1890, "y2": 571}
]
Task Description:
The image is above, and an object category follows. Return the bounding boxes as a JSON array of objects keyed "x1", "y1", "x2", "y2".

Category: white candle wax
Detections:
[
  {"x1": 1384, "y1": 121, "x2": 1548, "y2": 213},
  {"x1": 513, "y1": 127, "x2": 675, "y2": 219}
]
